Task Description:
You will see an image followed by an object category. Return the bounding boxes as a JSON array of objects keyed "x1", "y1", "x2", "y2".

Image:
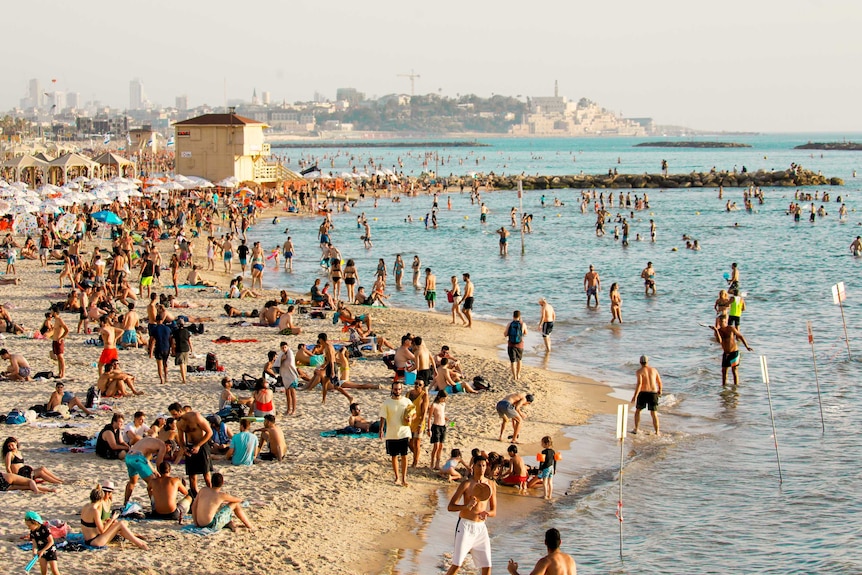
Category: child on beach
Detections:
[
  {"x1": 428, "y1": 390, "x2": 448, "y2": 470},
  {"x1": 439, "y1": 448, "x2": 466, "y2": 482},
  {"x1": 25, "y1": 510, "x2": 60, "y2": 575},
  {"x1": 537, "y1": 436, "x2": 557, "y2": 500}
]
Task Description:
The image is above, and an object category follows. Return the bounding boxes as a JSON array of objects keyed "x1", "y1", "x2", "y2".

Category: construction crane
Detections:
[{"x1": 397, "y1": 69, "x2": 420, "y2": 96}]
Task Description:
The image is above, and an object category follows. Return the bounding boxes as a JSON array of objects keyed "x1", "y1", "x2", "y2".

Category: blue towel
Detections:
[
  {"x1": 320, "y1": 430, "x2": 378, "y2": 439},
  {"x1": 180, "y1": 524, "x2": 222, "y2": 536}
]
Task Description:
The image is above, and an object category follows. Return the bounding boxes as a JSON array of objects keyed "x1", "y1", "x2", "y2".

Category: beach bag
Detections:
[
  {"x1": 447, "y1": 291, "x2": 454, "y2": 303},
  {"x1": 347, "y1": 341, "x2": 363, "y2": 359},
  {"x1": 472, "y1": 375, "x2": 491, "y2": 391},
  {"x1": 507, "y1": 320, "x2": 523, "y2": 345},
  {"x1": 47, "y1": 520, "x2": 70, "y2": 541},
  {"x1": 61, "y1": 432, "x2": 90, "y2": 447},
  {"x1": 85, "y1": 385, "x2": 100, "y2": 409},
  {"x1": 217, "y1": 403, "x2": 247, "y2": 423},
  {"x1": 5, "y1": 409, "x2": 26, "y2": 425},
  {"x1": 206, "y1": 352, "x2": 220, "y2": 371}
]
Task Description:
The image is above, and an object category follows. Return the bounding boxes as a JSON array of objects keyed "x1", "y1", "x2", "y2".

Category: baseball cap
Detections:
[{"x1": 24, "y1": 511, "x2": 43, "y2": 523}]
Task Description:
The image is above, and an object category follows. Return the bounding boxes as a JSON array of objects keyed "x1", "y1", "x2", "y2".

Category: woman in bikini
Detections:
[
  {"x1": 343, "y1": 259, "x2": 359, "y2": 304},
  {"x1": 3, "y1": 437, "x2": 63, "y2": 484},
  {"x1": 80, "y1": 485, "x2": 148, "y2": 549},
  {"x1": 330, "y1": 257, "x2": 343, "y2": 301},
  {"x1": 252, "y1": 378, "x2": 275, "y2": 417}
]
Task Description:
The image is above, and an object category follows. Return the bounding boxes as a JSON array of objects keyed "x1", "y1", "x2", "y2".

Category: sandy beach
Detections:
[{"x1": 0, "y1": 216, "x2": 614, "y2": 575}]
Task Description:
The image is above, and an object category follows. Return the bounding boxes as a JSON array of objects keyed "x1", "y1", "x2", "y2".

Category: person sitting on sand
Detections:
[
  {"x1": 0, "y1": 468, "x2": 55, "y2": 493},
  {"x1": 432, "y1": 358, "x2": 476, "y2": 393},
  {"x1": 435, "y1": 346, "x2": 464, "y2": 380},
  {"x1": 276, "y1": 305, "x2": 301, "y2": 335},
  {"x1": 258, "y1": 301, "x2": 281, "y2": 327},
  {"x1": 3, "y1": 437, "x2": 63, "y2": 484},
  {"x1": 80, "y1": 484, "x2": 149, "y2": 549},
  {"x1": 228, "y1": 277, "x2": 259, "y2": 299},
  {"x1": 97, "y1": 359, "x2": 141, "y2": 397},
  {"x1": 347, "y1": 403, "x2": 381, "y2": 433},
  {"x1": 224, "y1": 304, "x2": 258, "y2": 319},
  {"x1": 439, "y1": 448, "x2": 467, "y2": 482},
  {"x1": 334, "y1": 347, "x2": 383, "y2": 392},
  {"x1": 45, "y1": 381, "x2": 94, "y2": 415},
  {"x1": 256, "y1": 414, "x2": 287, "y2": 461},
  {"x1": 0, "y1": 348, "x2": 31, "y2": 381},
  {"x1": 185, "y1": 265, "x2": 216, "y2": 287},
  {"x1": 336, "y1": 302, "x2": 373, "y2": 333},
  {"x1": 295, "y1": 343, "x2": 324, "y2": 367},
  {"x1": 219, "y1": 377, "x2": 253, "y2": 411},
  {"x1": 148, "y1": 461, "x2": 192, "y2": 522},
  {"x1": 369, "y1": 276, "x2": 390, "y2": 306},
  {"x1": 353, "y1": 286, "x2": 373, "y2": 306},
  {"x1": 191, "y1": 472, "x2": 254, "y2": 532},
  {"x1": 96, "y1": 414, "x2": 131, "y2": 460},
  {"x1": 0, "y1": 305, "x2": 24, "y2": 335}
]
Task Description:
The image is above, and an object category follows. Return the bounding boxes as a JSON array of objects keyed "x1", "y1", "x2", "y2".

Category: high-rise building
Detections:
[
  {"x1": 47, "y1": 91, "x2": 66, "y2": 111},
  {"x1": 176, "y1": 95, "x2": 188, "y2": 111},
  {"x1": 336, "y1": 88, "x2": 365, "y2": 106},
  {"x1": 66, "y1": 92, "x2": 80, "y2": 110},
  {"x1": 261, "y1": 91, "x2": 271, "y2": 105},
  {"x1": 130, "y1": 78, "x2": 144, "y2": 110},
  {"x1": 29, "y1": 79, "x2": 42, "y2": 108}
]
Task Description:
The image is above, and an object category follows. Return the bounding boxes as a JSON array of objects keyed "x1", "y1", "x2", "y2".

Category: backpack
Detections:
[
  {"x1": 507, "y1": 320, "x2": 523, "y2": 345},
  {"x1": 206, "y1": 352, "x2": 220, "y2": 371},
  {"x1": 85, "y1": 386, "x2": 100, "y2": 409},
  {"x1": 5, "y1": 409, "x2": 26, "y2": 425},
  {"x1": 61, "y1": 431, "x2": 90, "y2": 447}
]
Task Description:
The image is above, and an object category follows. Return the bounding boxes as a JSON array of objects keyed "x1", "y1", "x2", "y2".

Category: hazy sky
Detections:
[{"x1": 6, "y1": 0, "x2": 860, "y2": 132}]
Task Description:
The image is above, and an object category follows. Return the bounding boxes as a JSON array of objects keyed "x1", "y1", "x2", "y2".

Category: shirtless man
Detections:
[
  {"x1": 0, "y1": 348, "x2": 31, "y2": 381},
  {"x1": 124, "y1": 435, "x2": 167, "y2": 504},
  {"x1": 348, "y1": 403, "x2": 380, "y2": 433},
  {"x1": 169, "y1": 402, "x2": 214, "y2": 497},
  {"x1": 641, "y1": 261, "x2": 656, "y2": 296},
  {"x1": 191, "y1": 472, "x2": 254, "y2": 532},
  {"x1": 120, "y1": 302, "x2": 145, "y2": 350},
  {"x1": 282, "y1": 237, "x2": 294, "y2": 271},
  {"x1": 496, "y1": 392, "x2": 534, "y2": 444},
  {"x1": 538, "y1": 298, "x2": 556, "y2": 353},
  {"x1": 257, "y1": 414, "x2": 286, "y2": 461},
  {"x1": 49, "y1": 308, "x2": 69, "y2": 378},
  {"x1": 727, "y1": 262, "x2": 740, "y2": 292},
  {"x1": 435, "y1": 346, "x2": 463, "y2": 380},
  {"x1": 46, "y1": 381, "x2": 93, "y2": 415},
  {"x1": 432, "y1": 358, "x2": 461, "y2": 393},
  {"x1": 412, "y1": 336, "x2": 436, "y2": 386},
  {"x1": 276, "y1": 305, "x2": 301, "y2": 334},
  {"x1": 445, "y1": 456, "x2": 497, "y2": 575},
  {"x1": 711, "y1": 316, "x2": 753, "y2": 386},
  {"x1": 222, "y1": 235, "x2": 234, "y2": 273},
  {"x1": 394, "y1": 335, "x2": 416, "y2": 379},
  {"x1": 146, "y1": 293, "x2": 159, "y2": 358},
  {"x1": 507, "y1": 528, "x2": 578, "y2": 575},
  {"x1": 631, "y1": 355, "x2": 663, "y2": 435},
  {"x1": 851, "y1": 236, "x2": 862, "y2": 256},
  {"x1": 96, "y1": 316, "x2": 122, "y2": 376},
  {"x1": 424, "y1": 268, "x2": 437, "y2": 310},
  {"x1": 149, "y1": 461, "x2": 191, "y2": 523},
  {"x1": 583, "y1": 265, "x2": 600, "y2": 306},
  {"x1": 461, "y1": 273, "x2": 474, "y2": 328}
]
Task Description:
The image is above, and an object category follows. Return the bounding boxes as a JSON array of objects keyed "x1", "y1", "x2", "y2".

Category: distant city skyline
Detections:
[{"x1": 3, "y1": 0, "x2": 860, "y2": 133}]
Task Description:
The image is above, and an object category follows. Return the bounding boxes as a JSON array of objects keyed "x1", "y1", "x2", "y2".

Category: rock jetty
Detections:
[
  {"x1": 484, "y1": 169, "x2": 841, "y2": 190},
  {"x1": 634, "y1": 141, "x2": 751, "y2": 148},
  {"x1": 794, "y1": 142, "x2": 862, "y2": 151}
]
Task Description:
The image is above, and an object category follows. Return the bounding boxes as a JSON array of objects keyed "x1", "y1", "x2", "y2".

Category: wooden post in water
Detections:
[
  {"x1": 759, "y1": 356, "x2": 784, "y2": 484},
  {"x1": 831, "y1": 282, "x2": 851, "y2": 360},
  {"x1": 615, "y1": 403, "x2": 628, "y2": 558},
  {"x1": 807, "y1": 321, "x2": 826, "y2": 434}
]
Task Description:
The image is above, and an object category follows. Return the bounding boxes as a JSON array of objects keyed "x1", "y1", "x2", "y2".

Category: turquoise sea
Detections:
[{"x1": 254, "y1": 134, "x2": 862, "y2": 574}]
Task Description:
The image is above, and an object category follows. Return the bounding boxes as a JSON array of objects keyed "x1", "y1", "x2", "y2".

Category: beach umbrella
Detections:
[
  {"x1": 39, "y1": 201, "x2": 64, "y2": 214},
  {"x1": 91, "y1": 210, "x2": 123, "y2": 225},
  {"x1": 72, "y1": 176, "x2": 90, "y2": 184},
  {"x1": 161, "y1": 181, "x2": 185, "y2": 191},
  {"x1": 216, "y1": 176, "x2": 239, "y2": 188},
  {"x1": 0, "y1": 200, "x2": 11, "y2": 214},
  {"x1": 85, "y1": 177, "x2": 105, "y2": 188}
]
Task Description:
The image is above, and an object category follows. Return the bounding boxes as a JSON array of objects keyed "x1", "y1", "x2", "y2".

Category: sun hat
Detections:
[{"x1": 100, "y1": 480, "x2": 115, "y2": 492}]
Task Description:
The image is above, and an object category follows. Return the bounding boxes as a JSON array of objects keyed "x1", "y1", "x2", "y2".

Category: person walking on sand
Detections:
[
  {"x1": 378, "y1": 381, "x2": 412, "y2": 486},
  {"x1": 711, "y1": 316, "x2": 753, "y2": 386},
  {"x1": 497, "y1": 392, "x2": 533, "y2": 444},
  {"x1": 445, "y1": 455, "x2": 497, "y2": 575},
  {"x1": 49, "y1": 307, "x2": 69, "y2": 378},
  {"x1": 506, "y1": 528, "x2": 578, "y2": 575},
  {"x1": 583, "y1": 265, "x2": 600, "y2": 306},
  {"x1": 461, "y1": 273, "x2": 474, "y2": 328},
  {"x1": 631, "y1": 355, "x2": 663, "y2": 435},
  {"x1": 424, "y1": 268, "x2": 437, "y2": 310},
  {"x1": 538, "y1": 298, "x2": 555, "y2": 353},
  {"x1": 505, "y1": 310, "x2": 527, "y2": 381},
  {"x1": 641, "y1": 261, "x2": 656, "y2": 296}
]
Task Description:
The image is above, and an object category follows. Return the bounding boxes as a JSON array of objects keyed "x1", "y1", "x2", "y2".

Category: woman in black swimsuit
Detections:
[
  {"x1": 343, "y1": 259, "x2": 358, "y2": 304},
  {"x1": 80, "y1": 485, "x2": 149, "y2": 549},
  {"x1": 0, "y1": 469, "x2": 52, "y2": 493},
  {"x1": 3, "y1": 437, "x2": 63, "y2": 484}
]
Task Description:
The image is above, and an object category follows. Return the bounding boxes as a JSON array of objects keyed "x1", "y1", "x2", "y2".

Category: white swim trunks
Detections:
[{"x1": 452, "y1": 518, "x2": 491, "y2": 568}]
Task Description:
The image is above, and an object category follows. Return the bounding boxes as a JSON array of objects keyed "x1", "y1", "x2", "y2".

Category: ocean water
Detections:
[{"x1": 250, "y1": 135, "x2": 862, "y2": 573}]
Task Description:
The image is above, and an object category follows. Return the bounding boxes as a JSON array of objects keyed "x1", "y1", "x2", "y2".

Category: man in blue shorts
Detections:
[{"x1": 124, "y1": 436, "x2": 167, "y2": 504}]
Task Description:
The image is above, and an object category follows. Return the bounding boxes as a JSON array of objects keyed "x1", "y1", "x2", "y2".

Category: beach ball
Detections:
[
  {"x1": 373, "y1": 218, "x2": 378, "y2": 221},
  {"x1": 671, "y1": 247, "x2": 678, "y2": 251},
  {"x1": 464, "y1": 216, "x2": 469, "y2": 220},
  {"x1": 695, "y1": 211, "x2": 700, "y2": 215}
]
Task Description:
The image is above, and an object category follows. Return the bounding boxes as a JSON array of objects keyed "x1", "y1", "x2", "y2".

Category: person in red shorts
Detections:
[{"x1": 97, "y1": 316, "x2": 122, "y2": 375}]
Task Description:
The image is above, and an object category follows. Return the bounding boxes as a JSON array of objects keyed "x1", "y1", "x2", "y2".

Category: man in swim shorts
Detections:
[
  {"x1": 445, "y1": 455, "x2": 497, "y2": 575},
  {"x1": 97, "y1": 315, "x2": 122, "y2": 375},
  {"x1": 169, "y1": 402, "x2": 213, "y2": 497},
  {"x1": 583, "y1": 265, "x2": 601, "y2": 306},
  {"x1": 631, "y1": 355, "x2": 663, "y2": 435},
  {"x1": 496, "y1": 392, "x2": 533, "y2": 444},
  {"x1": 461, "y1": 273, "x2": 474, "y2": 328},
  {"x1": 641, "y1": 261, "x2": 656, "y2": 295},
  {"x1": 711, "y1": 316, "x2": 753, "y2": 386},
  {"x1": 191, "y1": 472, "x2": 253, "y2": 531},
  {"x1": 424, "y1": 267, "x2": 437, "y2": 310},
  {"x1": 506, "y1": 528, "x2": 578, "y2": 575},
  {"x1": 124, "y1": 436, "x2": 167, "y2": 504},
  {"x1": 537, "y1": 298, "x2": 556, "y2": 353}
]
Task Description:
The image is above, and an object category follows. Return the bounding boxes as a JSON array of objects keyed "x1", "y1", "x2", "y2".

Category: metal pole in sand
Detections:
[
  {"x1": 759, "y1": 355, "x2": 783, "y2": 484},
  {"x1": 831, "y1": 282, "x2": 851, "y2": 360},
  {"x1": 615, "y1": 403, "x2": 628, "y2": 558},
  {"x1": 807, "y1": 321, "x2": 826, "y2": 434},
  {"x1": 518, "y1": 179, "x2": 525, "y2": 256}
]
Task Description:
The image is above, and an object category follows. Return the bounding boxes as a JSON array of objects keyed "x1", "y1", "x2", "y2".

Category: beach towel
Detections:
[
  {"x1": 320, "y1": 430, "x2": 379, "y2": 439},
  {"x1": 180, "y1": 524, "x2": 223, "y2": 536},
  {"x1": 212, "y1": 338, "x2": 258, "y2": 344},
  {"x1": 49, "y1": 446, "x2": 95, "y2": 453},
  {"x1": 174, "y1": 284, "x2": 210, "y2": 289},
  {"x1": 19, "y1": 532, "x2": 105, "y2": 552}
]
